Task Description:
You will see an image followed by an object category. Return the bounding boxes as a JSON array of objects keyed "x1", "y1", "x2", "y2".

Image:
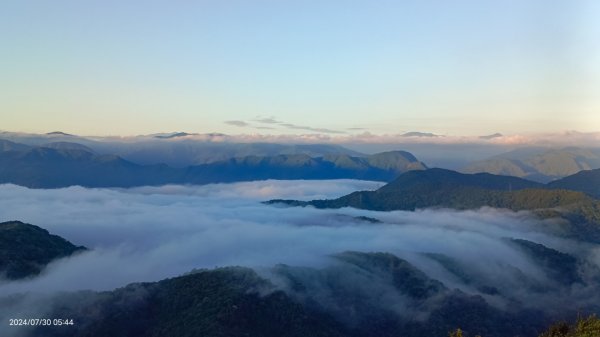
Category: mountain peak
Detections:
[
  {"x1": 154, "y1": 132, "x2": 195, "y2": 139},
  {"x1": 401, "y1": 131, "x2": 438, "y2": 138},
  {"x1": 46, "y1": 131, "x2": 74, "y2": 136},
  {"x1": 380, "y1": 168, "x2": 541, "y2": 193},
  {"x1": 479, "y1": 133, "x2": 503, "y2": 140}
]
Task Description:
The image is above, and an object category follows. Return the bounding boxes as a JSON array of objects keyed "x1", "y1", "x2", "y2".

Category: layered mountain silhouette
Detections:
[
  {"x1": 0, "y1": 131, "x2": 366, "y2": 167},
  {"x1": 3, "y1": 134, "x2": 600, "y2": 336},
  {"x1": 463, "y1": 147, "x2": 600, "y2": 183},
  {"x1": 268, "y1": 168, "x2": 600, "y2": 241},
  {"x1": 0, "y1": 139, "x2": 30, "y2": 152},
  {"x1": 549, "y1": 168, "x2": 600, "y2": 199},
  {"x1": 183, "y1": 151, "x2": 426, "y2": 183},
  {"x1": 0, "y1": 139, "x2": 426, "y2": 188}
]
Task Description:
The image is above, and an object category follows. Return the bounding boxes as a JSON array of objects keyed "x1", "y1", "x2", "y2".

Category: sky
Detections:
[{"x1": 1, "y1": 0, "x2": 599, "y2": 136}]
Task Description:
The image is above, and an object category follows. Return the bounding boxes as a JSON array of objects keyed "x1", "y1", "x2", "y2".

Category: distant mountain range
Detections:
[
  {"x1": 479, "y1": 133, "x2": 503, "y2": 140},
  {"x1": 116, "y1": 141, "x2": 366, "y2": 167},
  {"x1": 0, "y1": 139, "x2": 426, "y2": 188},
  {"x1": 0, "y1": 131, "x2": 365, "y2": 167},
  {"x1": 401, "y1": 131, "x2": 439, "y2": 138},
  {"x1": 184, "y1": 150, "x2": 426, "y2": 183},
  {"x1": 462, "y1": 147, "x2": 600, "y2": 183},
  {"x1": 0, "y1": 221, "x2": 85, "y2": 279},
  {"x1": 268, "y1": 168, "x2": 600, "y2": 242}
]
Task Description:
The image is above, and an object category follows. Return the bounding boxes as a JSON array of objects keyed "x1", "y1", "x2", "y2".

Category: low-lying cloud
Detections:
[
  {"x1": 0, "y1": 180, "x2": 599, "y2": 332},
  {"x1": 225, "y1": 116, "x2": 348, "y2": 134}
]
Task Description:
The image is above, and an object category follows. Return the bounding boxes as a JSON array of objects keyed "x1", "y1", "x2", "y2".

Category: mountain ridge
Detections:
[
  {"x1": 463, "y1": 147, "x2": 600, "y2": 183},
  {"x1": 267, "y1": 168, "x2": 600, "y2": 242},
  {"x1": 0, "y1": 220, "x2": 86, "y2": 279},
  {"x1": 0, "y1": 139, "x2": 426, "y2": 188},
  {"x1": 23, "y1": 251, "x2": 568, "y2": 337},
  {"x1": 549, "y1": 168, "x2": 600, "y2": 199}
]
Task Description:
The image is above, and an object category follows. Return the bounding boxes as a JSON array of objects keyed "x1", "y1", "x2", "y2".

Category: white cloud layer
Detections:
[
  {"x1": 0, "y1": 180, "x2": 594, "y2": 296},
  {"x1": 0, "y1": 180, "x2": 600, "y2": 336}
]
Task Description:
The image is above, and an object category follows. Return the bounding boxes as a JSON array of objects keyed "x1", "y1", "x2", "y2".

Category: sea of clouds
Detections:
[
  {"x1": 0, "y1": 179, "x2": 593, "y2": 294},
  {"x1": 0, "y1": 179, "x2": 599, "y2": 335}
]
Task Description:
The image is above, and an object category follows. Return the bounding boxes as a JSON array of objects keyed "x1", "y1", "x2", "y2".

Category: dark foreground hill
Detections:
[
  {"x1": 0, "y1": 139, "x2": 426, "y2": 188},
  {"x1": 0, "y1": 221, "x2": 86, "y2": 279},
  {"x1": 267, "y1": 168, "x2": 600, "y2": 242},
  {"x1": 21, "y1": 249, "x2": 596, "y2": 337},
  {"x1": 1, "y1": 221, "x2": 598, "y2": 337}
]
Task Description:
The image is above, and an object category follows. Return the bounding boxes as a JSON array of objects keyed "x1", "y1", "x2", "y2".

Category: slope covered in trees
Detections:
[
  {"x1": 267, "y1": 169, "x2": 600, "y2": 242},
  {"x1": 0, "y1": 221, "x2": 86, "y2": 279}
]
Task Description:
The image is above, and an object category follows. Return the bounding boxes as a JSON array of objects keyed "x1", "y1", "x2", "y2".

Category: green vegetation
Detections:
[
  {"x1": 334, "y1": 251, "x2": 445, "y2": 299},
  {"x1": 449, "y1": 315, "x2": 600, "y2": 337},
  {"x1": 539, "y1": 315, "x2": 600, "y2": 337},
  {"x1": 26, "y1": 252, "x2": 555, "y2": 337},
  {"x1": 550, "y1": 169, "x2": 600, "y2": 199},
  {"x1": 448, "y1": 328, "x2": 482, "y2": 337},
  {"x1": 0, "y1": 221, "x2": 86, "y2": 279},
  {"x1": 37, "y1": 267, "x2": 349, "y2": 337},
  {"x1": 268, "y1": 168, "x2": 600, "y2": 242},
  {"x1": 508, "y1": 238, "x2": 581, "y2": 286}
]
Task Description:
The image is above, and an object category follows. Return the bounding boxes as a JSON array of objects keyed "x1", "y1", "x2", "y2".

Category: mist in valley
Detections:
[{"x1": 0, "y1": 179, "x2": 599, "y2": 336}]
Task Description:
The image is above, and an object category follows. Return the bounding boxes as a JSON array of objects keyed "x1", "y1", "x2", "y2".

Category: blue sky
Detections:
[{"x1": 1, "y1": 0, "x2": 598, "y2": 136}]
